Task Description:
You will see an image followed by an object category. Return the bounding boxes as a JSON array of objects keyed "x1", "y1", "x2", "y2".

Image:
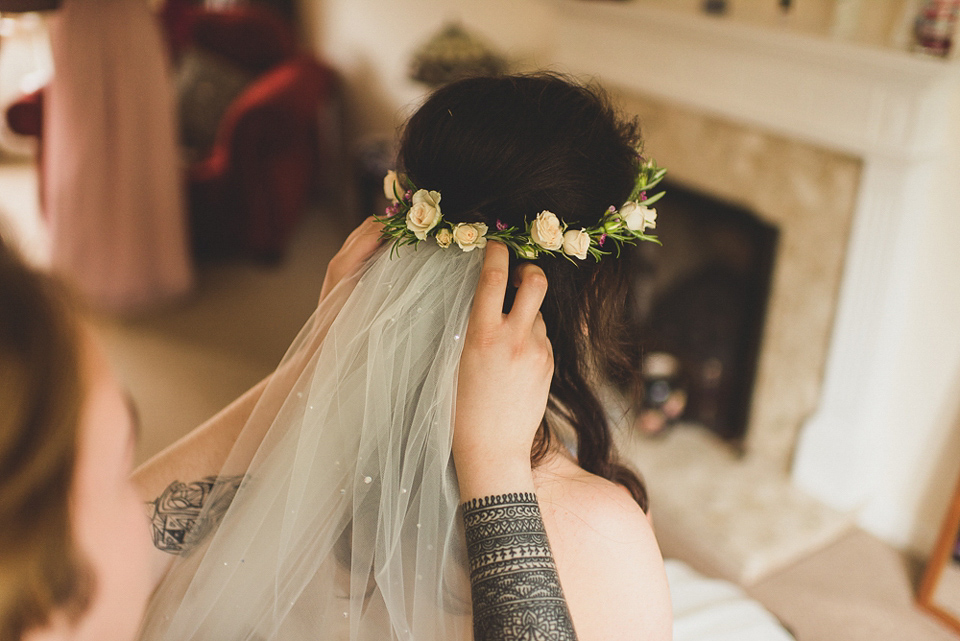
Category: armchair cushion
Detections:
[
  {"x1": 189, "y1": 54, "x2": 335, "y2": 258},
  {"x1": 176, "y1": 47, "x2": 253, "y2": 156}
]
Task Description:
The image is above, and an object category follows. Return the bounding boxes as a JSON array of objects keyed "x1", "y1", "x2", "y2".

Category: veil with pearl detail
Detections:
[{"x1": 138, "y1": 242, "x2": 484, "y2": 641}]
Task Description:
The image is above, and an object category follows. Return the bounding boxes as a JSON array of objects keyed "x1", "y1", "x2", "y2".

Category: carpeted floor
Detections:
[
  {"x1": 94, "y1": 205, "x2": 353, "y2": 464},
  {"x1": 747, "y1": 529, "x2": 957, "y2": 640},
  {"x1": 1, "y1": 159, "x2": 957, "y2": 640}
]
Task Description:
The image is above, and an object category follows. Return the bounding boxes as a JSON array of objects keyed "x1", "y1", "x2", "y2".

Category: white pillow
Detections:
[{"x1": 666, "y1": 560, "x2": 796, "y2": 641}]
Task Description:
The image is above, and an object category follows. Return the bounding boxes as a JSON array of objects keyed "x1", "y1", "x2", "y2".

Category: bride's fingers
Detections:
[
  {"x1": 530, "y1": 310, "x2": 547, "y2": 341},
  {"x1": 508, "y1": 262, "x2": 548, "y2": 330},
  {"x1": 471, "y1": 242, "x2": 510, "y2": 332},
  {"x1": 530, "y1": 313, "x2": 554, "y2": 373}
]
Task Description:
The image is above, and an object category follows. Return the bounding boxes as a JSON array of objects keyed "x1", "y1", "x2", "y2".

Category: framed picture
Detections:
[
  {"x1": 913, "y1": 0, "x2": 960, "y2": 57},
  {"x1": 919, "y1": 470, "x2": 960, "y2": 632}
]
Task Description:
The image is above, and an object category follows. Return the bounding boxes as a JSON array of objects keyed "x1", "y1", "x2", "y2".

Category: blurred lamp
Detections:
[{"x1": 408, "y1": 23, "x2": 506, "y2": 87}]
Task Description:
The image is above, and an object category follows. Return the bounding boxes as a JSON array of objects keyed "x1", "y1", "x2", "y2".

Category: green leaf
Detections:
[
  {"x1": 639, "y1": 191, "x2": 665, "y2": 206},
  {"x1": 644, "y1": 175, "x2": 664, "y2": 191}
]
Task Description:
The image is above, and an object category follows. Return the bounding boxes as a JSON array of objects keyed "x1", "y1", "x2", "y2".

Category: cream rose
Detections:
[
  {"x1": 562, "y1": 228, "x2": 591, "y2": 260},
  {"x1": 383, "y1": 170, "x2": 403, "y2": 202},
  {"x1": 452, "y1": 222, "x2": 488, "y2": 252},
  {"x1": 620, "y1": 201, "x2": 657, "y2": 231},
  {"x1": 642, "y1": 207, "x2": 657, "y2": 230},
  {"x1": 530, "y1": 210, "x2": 563, "y2": 251},
  {"x1": 406, "y1": 189, "x2": 442, "y2": 240},
  {"x1": 435, "y1": 227, "x2": 453, "y2": 248}
]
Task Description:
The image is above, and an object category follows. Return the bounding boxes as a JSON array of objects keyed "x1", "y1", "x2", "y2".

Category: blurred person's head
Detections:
[{"x1": 0, "y1": 235, "x2": 152, "y2": 641}]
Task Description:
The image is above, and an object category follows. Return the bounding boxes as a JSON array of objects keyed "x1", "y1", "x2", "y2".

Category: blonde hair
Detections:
[{"x1": 0, "y1": 236, "x2": 91, "y2": 640}]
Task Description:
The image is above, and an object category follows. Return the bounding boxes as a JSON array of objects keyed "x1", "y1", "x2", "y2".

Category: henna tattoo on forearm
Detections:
[
  {"x1": 462, "y1": 492, "x2": 578, "y2": 641},
  {"x1": 147, "y1": 475, "x2": 244, "y2": 554}
]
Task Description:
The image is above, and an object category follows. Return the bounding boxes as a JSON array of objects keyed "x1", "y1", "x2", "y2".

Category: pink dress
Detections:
[{"x1": 44, "y1": 0, "x2": 193, "y2": 314}]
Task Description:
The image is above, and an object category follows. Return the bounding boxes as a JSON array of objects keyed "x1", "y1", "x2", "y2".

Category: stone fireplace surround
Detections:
[
  {"x1": 547, "y1": 0, "x2": 960, "y2": 578},
  {"x1": 610, "y1": 96, "x2": 863, "y2": 583},
  {"x1": 620, "y1": 94, "x2": 861, "y2": 471}
]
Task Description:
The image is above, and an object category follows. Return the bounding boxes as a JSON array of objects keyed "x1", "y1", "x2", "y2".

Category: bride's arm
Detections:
[{"x1": 454, "y1": 243, "x2": 578, "y2": 641}]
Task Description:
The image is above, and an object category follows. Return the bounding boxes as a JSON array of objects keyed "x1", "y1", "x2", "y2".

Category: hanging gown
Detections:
[{"x1": 44, "y1": 0, "x2": 192, "y2": 314}]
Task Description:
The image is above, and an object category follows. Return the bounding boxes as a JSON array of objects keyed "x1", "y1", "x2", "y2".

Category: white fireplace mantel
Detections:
[
  {"x1": 549, "y1": 0, "x2": 958, "y2": 160},
  {"x1": 547, "y1": 0, "x2": 960, "y2": 551}
]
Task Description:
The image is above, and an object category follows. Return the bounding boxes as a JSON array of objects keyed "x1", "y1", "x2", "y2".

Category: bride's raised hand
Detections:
[
  {"x1": 454, "y1": 241, "x2": 554, "y2": 500},
  {"x1": 319, "y1": 216, "x2": 384, "y2": 304}
]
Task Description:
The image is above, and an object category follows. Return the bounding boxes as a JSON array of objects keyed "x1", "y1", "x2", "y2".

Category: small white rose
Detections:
[
  {"x1": 383, "y1": 170, "x2": 403, "y2": 202},
  {"x1": 643, "y1": 207, "x2": 657, "y2": 230},
  {"x1": 620, "y1": 201, "x2": 657, "y2": 232},
  {"x1": 452, "y1": 222, "x2": 488, "y2": 252},
  {"x1": 562, "y1": 228, "x2": 591, "y2": 260},
  {"x1": 413, "y1": 188, "x2": 441, "y2": 210},
  {"x1": 435, "y1": 227, "x2": 453, "y2": 248},
  {"x1": 406, "y1": 189, "x2": 443, "y2": 240},
  {"x1": 530, "y1": 210, "x2": 563, "y2": 251}
]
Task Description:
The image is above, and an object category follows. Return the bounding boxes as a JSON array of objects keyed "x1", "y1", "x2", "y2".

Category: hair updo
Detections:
[{"x1": 400, "y1": 73, "x2": 648, "y2": 510}]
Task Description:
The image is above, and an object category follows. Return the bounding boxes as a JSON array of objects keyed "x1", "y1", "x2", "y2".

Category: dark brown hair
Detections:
[
  {"x1": 0, "y1": 234, "x2": 91, "y2": 640},
  {"x1": 400, "y1": 73, "x2": 648, "y2": 510}
]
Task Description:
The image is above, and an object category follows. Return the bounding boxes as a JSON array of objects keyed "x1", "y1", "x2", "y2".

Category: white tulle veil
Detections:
[{"x1": 138, "y1": 242, "x2": 485, "y2": 640}]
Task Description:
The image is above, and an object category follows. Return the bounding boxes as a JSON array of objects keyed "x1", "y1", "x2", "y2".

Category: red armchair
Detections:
[{"x1": 6, "y1": 3, "x2": 340, "y2": 261}]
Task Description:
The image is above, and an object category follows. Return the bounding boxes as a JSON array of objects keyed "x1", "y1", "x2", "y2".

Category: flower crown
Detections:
[{"x1": 376, "y1": 157, "x2": 666, "y2": 262}]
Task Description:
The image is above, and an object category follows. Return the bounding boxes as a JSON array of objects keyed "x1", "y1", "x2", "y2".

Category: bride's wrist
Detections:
[{"x1": 455, "y1": 455, "x2": 535, "y2": 503}]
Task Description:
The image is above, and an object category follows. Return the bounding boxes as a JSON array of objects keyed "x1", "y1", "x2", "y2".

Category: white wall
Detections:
[
  {"x1": 300, "y1": 0, "x2": 555, "y2": 143},
  {"x1": 856, "y1": 89, "x2": 960, "y2": 554},
  {"x1": 299, "y1": 0, "x2": 918, "y2": 146},
  {"x1": 300, "y1": 0, "x2": 918, "y2": 138}
]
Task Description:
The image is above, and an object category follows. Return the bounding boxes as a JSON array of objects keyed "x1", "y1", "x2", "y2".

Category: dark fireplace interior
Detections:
[{"x1": 633, "y1": 181, "x2": 779, "y2": 446}]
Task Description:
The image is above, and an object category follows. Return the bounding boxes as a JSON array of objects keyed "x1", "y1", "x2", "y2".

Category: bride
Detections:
[{"x1": 137, "y1": 73, "x2": 671, "y2": 640}]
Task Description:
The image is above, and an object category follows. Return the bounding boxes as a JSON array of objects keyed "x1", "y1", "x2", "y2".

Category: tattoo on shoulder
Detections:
[
  {"x1": 147, "y1": 475, "x2": 244, "y2": 554},
  {"x1": 462, "y1": 492, "x2": 578, "y2": 641}
]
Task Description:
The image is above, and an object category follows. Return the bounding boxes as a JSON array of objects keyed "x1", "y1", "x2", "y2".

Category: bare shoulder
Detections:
[{"x1": 534, "y1": 450, "x2": 672, "y2": 640}]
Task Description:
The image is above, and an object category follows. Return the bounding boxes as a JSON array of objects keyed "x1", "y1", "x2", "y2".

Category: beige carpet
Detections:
[
  {"x1": 94, "y1": 207, "x2": 353, "y2": 464},
  {"x1": 747, "y1": 529, "x2": 958, "y2": 641}
]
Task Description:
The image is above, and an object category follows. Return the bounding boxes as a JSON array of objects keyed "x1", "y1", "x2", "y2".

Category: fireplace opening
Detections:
[{"x1": 633, "y1": 182, "x2": 779, "y2": 447}]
